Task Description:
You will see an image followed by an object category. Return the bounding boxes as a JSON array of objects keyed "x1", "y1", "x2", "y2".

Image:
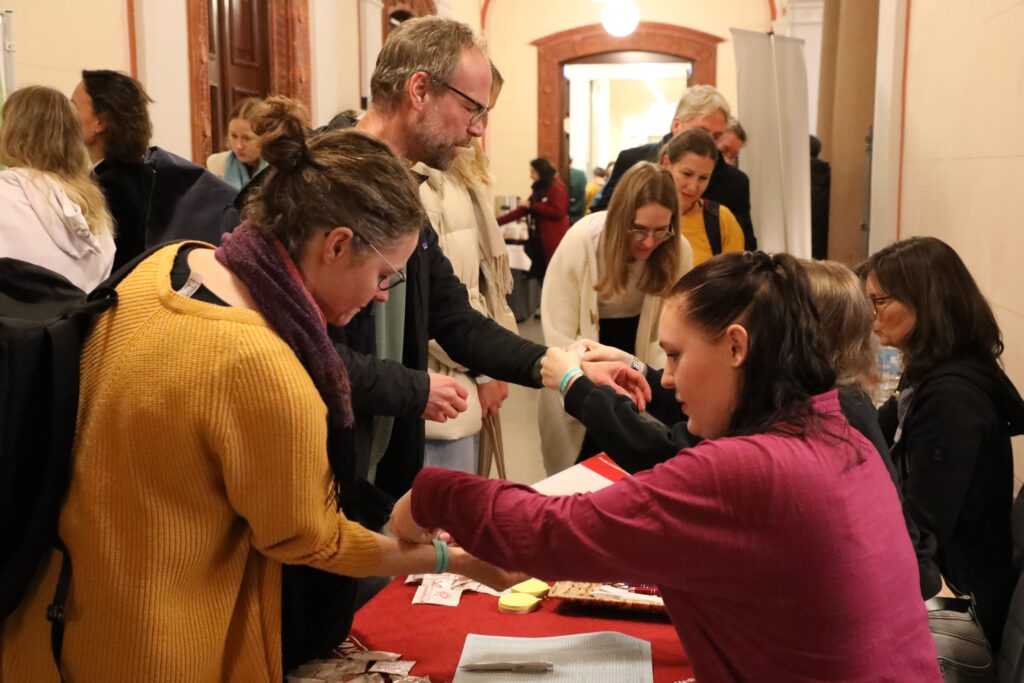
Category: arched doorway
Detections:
[{"x1": 531, "y1": 21, "x2": 723, "y2": 170}]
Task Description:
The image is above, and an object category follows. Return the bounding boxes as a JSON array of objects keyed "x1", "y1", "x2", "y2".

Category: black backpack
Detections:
[
  {"x1": 0, "y1": 247, "x2": 161, "y2": 672},
  {"x1": 702, "y1": 199, "x2": 723, "y2": 255}
]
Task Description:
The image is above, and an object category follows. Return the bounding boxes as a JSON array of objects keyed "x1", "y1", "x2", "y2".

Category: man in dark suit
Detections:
[{"x1": 593, "y1": 85, "x2": 757, "y2": 249}]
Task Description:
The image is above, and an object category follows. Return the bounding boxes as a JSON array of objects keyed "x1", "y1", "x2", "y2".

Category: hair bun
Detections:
[{"x1": 251, "y1": 95, "x2": 311, "y2": 172}]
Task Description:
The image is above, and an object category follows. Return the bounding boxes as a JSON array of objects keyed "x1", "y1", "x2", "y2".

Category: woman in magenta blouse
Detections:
[{"x1": 390, "y1": 251, "x2": 940, "y2": 682}]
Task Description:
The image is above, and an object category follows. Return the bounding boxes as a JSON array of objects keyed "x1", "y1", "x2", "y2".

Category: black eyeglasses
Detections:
[
  {"x1": 869, "y1": 295, "x2": 894, "y2": 317},
  {"x1": 344, "y1": 232, "x2": 407, "y2": 291},
  {"x1": 366, "y1": 243, "x2": 406, "y2": 291},
  {"x1": 436, "y1": 79, "x2": 490, "y2": 126}
]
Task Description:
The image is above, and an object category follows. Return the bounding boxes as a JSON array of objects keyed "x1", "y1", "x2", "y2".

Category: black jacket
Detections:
[
  {"x1": 593, "y1": 133, "x2": 757, "y2": 249},
  {"x1": 95, "y1": 147, "x2": 239, "y2": 269},
  {"x1": 810, "y1": 157, "x2": 831, "y2": 259},
  {"x1": 564, "y1": 368, "x2": 694, "y2": 473},
  {"x1": 335, "y1": 224, "x2": 547, "y2": 498},
  {"x1": 880, "y1": 356, "x2": 1024, "y2": 646}
]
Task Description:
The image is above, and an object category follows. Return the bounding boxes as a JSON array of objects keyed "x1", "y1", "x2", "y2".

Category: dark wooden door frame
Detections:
[
  {"x1": 186, "y1": 0, "x2": 312, "y2": 164},
  {"x1": 381, "y1": 0, "x2": 437, "y2": 41},
  {"x1": 531, "y1": 21, "x2": 723, "y2": 168}
]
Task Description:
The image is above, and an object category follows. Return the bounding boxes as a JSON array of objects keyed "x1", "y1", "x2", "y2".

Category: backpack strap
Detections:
[
  {"x1": 702, "y1": 200, "x2": 722, "y2": 256},
  {"x1": 41, "y1": 317, "x2": 89, "y2": 683},
  {"x1": 46, "y1": 539, "x2": 72, "y2": 683}
]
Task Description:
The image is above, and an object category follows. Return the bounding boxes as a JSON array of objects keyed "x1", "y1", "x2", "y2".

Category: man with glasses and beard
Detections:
[{"x1": 283, "y1": 16, "x2": 645, "y2": 672}]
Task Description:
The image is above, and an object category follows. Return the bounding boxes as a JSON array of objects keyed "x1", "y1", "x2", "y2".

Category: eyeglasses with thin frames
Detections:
[
  {"x1": 627, "y1": 225, "x2": 675, "y2": 244},
  {"x1": 437, "y1": 79, "x2": 490, "y2": 126},
  {"x1": 870, "y1": 295, "x2": 894, "y2": 317},
  {"x1": 340, "y1": 232, "x2": 406, "y2": 291},
  {"x1": 364, "y1": 240, "x2": 406, "y2": 291}
]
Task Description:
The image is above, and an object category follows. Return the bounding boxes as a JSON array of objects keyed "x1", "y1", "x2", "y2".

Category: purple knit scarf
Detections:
[{"x1": 215, "y1": 222, "x2": 354, "y2": 432}]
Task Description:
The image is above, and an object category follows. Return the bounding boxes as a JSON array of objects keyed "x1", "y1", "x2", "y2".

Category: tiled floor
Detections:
[{"x1": 488, "y1": 316, "x2": 548, "y2": 485}]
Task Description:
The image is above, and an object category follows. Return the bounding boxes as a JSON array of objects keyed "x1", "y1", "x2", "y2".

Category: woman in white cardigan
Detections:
[
  {"x1": 539, "y1": 161, "x2": 693, "y2": 474},
  {"x1": 0, "y1": 86, "x2": 114, "y2": 291}
]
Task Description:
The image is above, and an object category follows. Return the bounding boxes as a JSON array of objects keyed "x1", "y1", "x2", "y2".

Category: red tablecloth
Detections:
[{"x1": 350, "y1": 578, "x2": 694, "y2": 683}]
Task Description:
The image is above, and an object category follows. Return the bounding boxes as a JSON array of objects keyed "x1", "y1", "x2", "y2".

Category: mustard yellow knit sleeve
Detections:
[{"x1": 211, "y1": 330, "x2": 383, "y2": 577}]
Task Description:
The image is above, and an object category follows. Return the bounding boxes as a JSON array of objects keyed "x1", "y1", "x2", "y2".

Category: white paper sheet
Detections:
[{"x1": 452, "y1": 631, "x2": 653, "y2": 683}]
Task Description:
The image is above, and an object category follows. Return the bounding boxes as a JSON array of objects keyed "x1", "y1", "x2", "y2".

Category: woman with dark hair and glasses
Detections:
[
  {"x1": 497, "y1": 157, "x2": 570, "y2": 272},
  {"x1": 535, "y1": 161, "x2": 692, "y2": 474},
  {"x1": 859, "y1": 236, "x2": 1024, "y2": 647},
  {"x1": 660, "y1": 128, "x2": 745, "y2": 265},
  {"x1": 390, "y1": 251, "x2": 941, "y2": 681}
]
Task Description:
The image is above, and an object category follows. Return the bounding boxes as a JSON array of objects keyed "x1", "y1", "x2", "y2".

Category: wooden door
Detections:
[{"x1": 208, "y1": 0, "x2": 271, "y2": 153}]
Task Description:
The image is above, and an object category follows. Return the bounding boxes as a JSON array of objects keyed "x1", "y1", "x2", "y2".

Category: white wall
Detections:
[
  {"x1": 563, "y1": 62, "x2": 690, "y2": 179},
  {"x1": 482, "y1": 0, "x2": 772, "y2": 198},
  {"x1": 3, "y1": 0, "x2": 129, "y2": 94},
  {"x1": 898, "y1": 0, "x2": 1024, "y2": 474},
  {"x1": 134, "y1": 0, "x2": 191, "y2": 157},
  {"x1": 310, "y1": 0, "x2": 361, "y2": 126},
  {"x1": 868, "y1": 0, "x2": 908, "y2": 253},
  {"x1": 1, "y1": 0, "x2": 189, "y2": 156},
  {"x1": 771, "y1": 0, "x2": 824, "y2": 135}
]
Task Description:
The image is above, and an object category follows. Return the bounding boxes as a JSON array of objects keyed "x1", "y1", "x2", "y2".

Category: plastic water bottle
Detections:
[{"x1": 873, "y1": 346, "x2": 902, "y2": 406}]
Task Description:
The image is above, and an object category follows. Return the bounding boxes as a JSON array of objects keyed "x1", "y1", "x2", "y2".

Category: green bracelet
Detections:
[
  {"x1": 559, "y1": 366, "x2": 585, "y2": 395},
  {"x1": 432, "y1": 538, "x2": 449, "y2": 574}
]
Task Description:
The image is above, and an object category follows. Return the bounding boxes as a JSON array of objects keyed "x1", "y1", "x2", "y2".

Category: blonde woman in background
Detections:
[
  {"x1": 416, "y1": 65, "x2": 518, "y2": 475},
  {"x1": 0, "y1": 86, "x2": 114, "y2": 291},
  {"x1": 538, "y1": 161, "x2": 692, "y2": 474},
  {"x1": 801, "y1": 259, "x2": 936, "y2": 593},
  {"x1": 207, "y1": 97, "x2": 271, "y2": 189}
]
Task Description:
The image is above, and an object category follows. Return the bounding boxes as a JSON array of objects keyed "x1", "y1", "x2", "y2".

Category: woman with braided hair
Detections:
[{"x1": 391, "y1": 251, "x2": 940, "y2": 681}]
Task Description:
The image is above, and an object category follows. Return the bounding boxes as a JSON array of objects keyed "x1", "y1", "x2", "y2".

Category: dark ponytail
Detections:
[{"x1": 670, "y1": 251, "x2": 837, "y2": 437}]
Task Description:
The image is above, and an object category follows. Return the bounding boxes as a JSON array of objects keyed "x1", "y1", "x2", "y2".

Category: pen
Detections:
[{"x1": 459, "y1": 661, "x2": 554, "y2": 673}]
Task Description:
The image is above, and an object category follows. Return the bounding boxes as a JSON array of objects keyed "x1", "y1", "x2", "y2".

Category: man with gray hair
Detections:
[
  {"x1": 594, "y1": 84, "x2": 756, "y2": 249},
  {"x1": 338, "y1": 15, "x2": 551, "y2": 497},
  {"x1": 719, "y1": 117, "x2": 747, "y2": 167}
]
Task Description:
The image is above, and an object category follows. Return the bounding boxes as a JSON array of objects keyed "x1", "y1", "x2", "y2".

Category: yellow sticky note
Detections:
[
  {"x1": 498, "y1": 592, "x2": 541, "y2": 614},
  {"x1": 510, "y1": 578, "x2": 551, "y2": 598}
]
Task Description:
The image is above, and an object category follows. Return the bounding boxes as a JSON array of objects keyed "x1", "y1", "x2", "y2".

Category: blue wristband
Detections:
[
  {"x1": 432, "y1": 538, "x2": 449, "y2": 574},
  {"x1": 558, "y1": 366, "x2": 585, "y2": 395}
]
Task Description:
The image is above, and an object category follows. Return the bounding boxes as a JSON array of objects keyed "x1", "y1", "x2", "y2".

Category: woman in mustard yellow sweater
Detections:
[
  {"x1": 660, "y1": 129, "x2": 745, "y2": 266},
  {"x1": 0, "y1": 98, "x2": 511, "y2": 682}
]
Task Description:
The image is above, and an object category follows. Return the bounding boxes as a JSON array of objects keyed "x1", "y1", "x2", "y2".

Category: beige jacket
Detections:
[
  {"x1": 415, "y1": 163, "x2": 519, "y2": 442},
  {"x1": 538, "y1": 211, "x2": 692, "y2": 474},
  {"x1": 206, "y1": 150, "x2": 229, "y2": 178}
]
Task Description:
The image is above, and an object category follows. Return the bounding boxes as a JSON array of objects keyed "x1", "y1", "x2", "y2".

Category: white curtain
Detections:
[{"x1": 731, "y1": 29, "x2": 811, "y2": 257}]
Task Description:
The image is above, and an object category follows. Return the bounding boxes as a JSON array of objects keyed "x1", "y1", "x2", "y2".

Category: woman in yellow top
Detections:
[
  {"x1": 660, "y1": 128, "x2": 745, "y2": 265},
  {"x1": 537, "y1": 162, "x2": 692, "y2": 473},
  {"x1": 0, "y1": 98, "x2": 510, "y2": 682}
]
